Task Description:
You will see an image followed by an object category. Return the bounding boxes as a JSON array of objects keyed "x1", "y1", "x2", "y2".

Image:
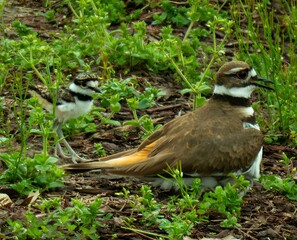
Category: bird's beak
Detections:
[
  {"x1": 93, "y1": 87, "x2": 101, "y2": 93},
  {"x1": 253, "y1": 77, "x2": 274, "y2": 90}
]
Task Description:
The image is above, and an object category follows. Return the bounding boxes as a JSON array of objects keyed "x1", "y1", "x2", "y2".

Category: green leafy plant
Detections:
[
  {"x1": 231, "y1": 0, "x2": 297, "y2": 145},
  {"x1": 6, "y1": 197, "x2": 110, "y2": 239},
  {"x1": 12, "y1": 19, "x2": 33, "y2": 36},
  {"x1": 67, "y1": 0, "x2": 126, "y2": 24},
  {"x1": 261, "y1": 153, "x2": 297, "y2": 201},
  {"x1": 120, "y1": 166, "x2": 249, "y2": 239},
  {"x1": 1, "y1": 0, "x2": 297, "y2": 238},
  {"x1": 152, "y1": 1, "x2": 190, "y2": 27},
  {"x1": 98, "y1": 77, "x2": 162, "y2": 137},
  {"x1": 165, "y1": 16, "x2": 233, "y2": 109},
  {"x1": 261, "y1": 175, "x2": 297, "y2": 201},
  {"x1": 0, "y1": 153, "x2": 64, "y2": 195},
  {"x1": 94, "y1": 142, "x2": 107, "y2": 157},
  {"x1": 124, "y1": 96, "x2": 161, "y2": 138}
]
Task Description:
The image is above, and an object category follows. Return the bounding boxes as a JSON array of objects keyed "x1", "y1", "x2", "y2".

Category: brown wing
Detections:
[
  {"x1": 29, "y1": 84, "x2": 74, "y2": 104},
  {"x1": 28, "y1": 85, "x2": 55, "y2": 112},
  {"x1": 63, "y1": 99, "x2": 263, "y2": 177},
  {"x1": 29, "y1": 85, "x2": 53, "y2": 103},
  {"x1": 106, "y1": 107, "x2": 262, "y2": 176},
  {"x1": 58, "y1": 88, "x2": 75, "y2": 103}
]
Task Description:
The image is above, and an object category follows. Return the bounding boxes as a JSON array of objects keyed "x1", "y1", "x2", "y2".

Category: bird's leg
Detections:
[
  {"x1": 53, "y1": 120, "x2": 73, "y2": 159},
  {"x1": 54, "y1": 141, "x2": 73, "y2": 159},
  {"x1": 54, "y1": 120, "x2": 88, "y2": 163},
  {"x1": 60, "y1": 137, "x2": 90, "y2": 163}
]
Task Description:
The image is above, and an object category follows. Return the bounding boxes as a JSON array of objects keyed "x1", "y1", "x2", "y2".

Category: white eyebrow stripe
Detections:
[{"x1": 225, "y1": 67, "x2": 246, "y2": 75}]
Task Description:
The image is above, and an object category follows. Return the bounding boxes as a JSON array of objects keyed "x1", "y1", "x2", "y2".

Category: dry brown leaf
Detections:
[{"x1": 197, "y1": 235, "x2": 240, "y2": 240}]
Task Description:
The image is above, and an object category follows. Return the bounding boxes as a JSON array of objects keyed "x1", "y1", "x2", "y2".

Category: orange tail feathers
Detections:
[{"x1": 62, "y1": 141, "x2": 157, "y2": 172}]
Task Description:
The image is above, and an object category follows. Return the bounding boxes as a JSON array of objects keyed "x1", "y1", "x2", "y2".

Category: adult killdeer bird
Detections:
[
  {"x1": 63, "y1": 61, "x2": 272, "y2": 189},
  {"x1": 29, "y1": 73, "x2": 100, "y2": 163}
]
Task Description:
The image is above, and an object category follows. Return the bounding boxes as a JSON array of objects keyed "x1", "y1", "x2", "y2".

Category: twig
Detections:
[
  {"x1": 146, "y1": 103, "x2": 182, "y2": 113},
  {"x1": 235, "y1": 226, "x2": 258, "y2": 240}
]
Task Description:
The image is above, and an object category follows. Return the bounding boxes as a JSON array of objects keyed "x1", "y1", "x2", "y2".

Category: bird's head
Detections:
[
  {"x1": 74, "y1": 73, "x2": 101, "y2": 94},
  {"x1": 214, "y1": 61, "x2": 273, "y2": 98}
]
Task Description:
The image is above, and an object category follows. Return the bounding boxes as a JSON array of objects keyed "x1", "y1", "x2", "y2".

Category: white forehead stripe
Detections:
[
  {"x1": 225, "y1": 67, "x2": 246, "y2": 75},
  {"x1": 225, "y1": 67, "x2": 257, "y2": 78},
  {"x1": 250, "y1": 68, "x2": 257, "y2": 77}
]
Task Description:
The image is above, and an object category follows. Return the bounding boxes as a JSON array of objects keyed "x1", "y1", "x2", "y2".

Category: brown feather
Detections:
[{"x1": 62, "y1": 97, "x2": 263, "y2": 176}]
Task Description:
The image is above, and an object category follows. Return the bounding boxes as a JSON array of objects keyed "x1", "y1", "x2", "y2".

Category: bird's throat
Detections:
[{"x1": 69, "y1": 90, "x2": 93, "y2": 101}]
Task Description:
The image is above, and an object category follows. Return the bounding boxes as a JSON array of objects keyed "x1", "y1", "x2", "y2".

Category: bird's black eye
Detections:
[
  {"x1": 74, "y1": 79, "x2": 87, "y2": 87},
  {"x1": 81, "y1": 80, "x2": 87, "y2": 87},
  {"x1": 236, "y1": 70, "x2": 249, "y2": 79}
]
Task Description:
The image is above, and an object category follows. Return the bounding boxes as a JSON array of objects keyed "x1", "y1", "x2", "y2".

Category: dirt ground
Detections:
[{"x1": 1, "y1": 0, "x2": 297, "y2": 239}]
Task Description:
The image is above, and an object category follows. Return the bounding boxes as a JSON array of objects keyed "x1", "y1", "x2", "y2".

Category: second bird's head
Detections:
[{"x1": 73, "y1": 73, "x2": 101, "y2": 96}]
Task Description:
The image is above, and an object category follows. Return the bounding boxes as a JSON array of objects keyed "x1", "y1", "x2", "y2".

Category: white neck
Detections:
[
  {"x1": 69, "y1": 83, "x2": 94, "y2": 96},
  {"x1": 213, "y1": 85, "x2": 255, "y2": 98}
]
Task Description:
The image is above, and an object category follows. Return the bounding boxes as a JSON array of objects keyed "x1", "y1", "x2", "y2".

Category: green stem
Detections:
[
  {"x1": 183, "y1": 20, "x2": 194, "y2": 42},
  {"x1": 133, "y1": 110, "x2": 146, "y2": 133},
  {"x1": 41, "y1": 125, "x2": 49, "y2": 157},
  {"x1": 67, "y1": 1, "x2": 79, "y2": 19},
  {"x1": 122, "y1": 227, "x2": 169, "y2": 239},
  {"x1": 0, "y1": 0, "x2": 5, "y2": 36},
  {"x1": 200, "y1": 22, "x2": 230, "y2": 84},
  {"x1": 132, "y1": 109, "x2": 139, "y2": 122},
  {"x1": 166, "y1": 53, "x2": 196, "y2": 93},
  {"x1": 90, "y1": 0, "x2": 98, "y2": 11},
  {"x1": 18, "y1": 49, "x2": 47, "y2": 85},
  {"x1": 97, "y1": 111, "x2": 116, "y2": 127}
]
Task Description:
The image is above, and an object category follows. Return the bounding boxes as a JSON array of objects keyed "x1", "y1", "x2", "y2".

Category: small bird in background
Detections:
[
  {"x1": 62, "y1": 61, "x2": 272, "y2": 190},
  {"x1": 29, "y1": 73, "x2": 100, "y2": 163}
]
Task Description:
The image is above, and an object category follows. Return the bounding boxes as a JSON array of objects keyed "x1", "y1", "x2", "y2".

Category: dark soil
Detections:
[{"x1": 1, "y1": 1, "x2": 296, "y2": 239}]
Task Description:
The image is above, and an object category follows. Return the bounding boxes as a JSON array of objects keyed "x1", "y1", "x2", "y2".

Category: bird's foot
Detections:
[
  {"x1": 55, "y1": 144, "x2": 89, "y2": 164},
  {"x1": 70, "y1": 153, "x2": 90, "y2": 164},
  {"x1": 54, "y1": 144, "x2": 72, "y2": 159}
]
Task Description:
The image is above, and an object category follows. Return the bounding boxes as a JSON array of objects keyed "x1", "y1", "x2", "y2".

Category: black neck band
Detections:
[
  {"x1": 244, "y1": 115, "x2": 257, "y2": 125},
  {"x1": 212, "y1": 94, "x2": 251, "y2": 107},
  {"x1": 70, "y1": 90, "x2": 93, "y2": 101}
]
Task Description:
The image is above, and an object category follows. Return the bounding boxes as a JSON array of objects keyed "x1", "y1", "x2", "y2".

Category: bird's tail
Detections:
[
  {"x1": 28, "y1": 88, "x2": 54, "y2": 113},
  {"x1": 62, "y1": 141, "x2": 157, "y2": 173}
]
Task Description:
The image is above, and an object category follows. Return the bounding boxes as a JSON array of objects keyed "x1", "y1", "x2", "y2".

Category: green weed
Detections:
[
  {"x1": 94, "y1": 142, "x2": 107, "y2": 157},
  {"x1": 6, "y1": 197, "x2": 110, "y2": 239},
  {"x1": 0, "y1": 153, "x2": 64, "y2": 195},
  {"x1": 231, "y1": 0, "x2": 297, "y2": 145},
  {"x1": 120, "y1": 167, "x2": 249, "y2": 239},
  {"x1": 261, "y1": 174, "x2": 297, "y2": 201},
  {"x1": 261, "y1": 153, "x2": 297, "y2": 201},
  {"x1": 152, "y1": 1, "x2": 190, "y2": 27}
]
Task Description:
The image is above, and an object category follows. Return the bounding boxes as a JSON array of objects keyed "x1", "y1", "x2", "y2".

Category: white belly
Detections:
[
  {"x1": 56, "y1": 99, "x2": 93, "y2": 123},
  {"x1": 243, "y1": 147, "x2": 262, "y2": 179}
]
